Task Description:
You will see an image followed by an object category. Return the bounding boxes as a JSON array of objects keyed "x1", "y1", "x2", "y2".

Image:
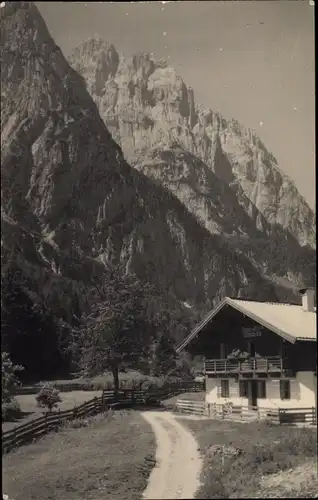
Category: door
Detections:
[
  {"x1": 220, "y1": 343, "x2": 228, "y2": 359},
  {"x1": 247, "y1": 341, "x2": 256, "y2": 357},
  {"x1": 248, "y1": 380, "x2": 258, "y2": 409}
]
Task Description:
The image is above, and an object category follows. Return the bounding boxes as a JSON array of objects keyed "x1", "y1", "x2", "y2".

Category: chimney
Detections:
[{"x1": 299, "y1": 288, "x2": 316, "y2": 312}]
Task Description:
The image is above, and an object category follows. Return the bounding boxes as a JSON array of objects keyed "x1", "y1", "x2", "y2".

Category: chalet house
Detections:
[{"x1": 177, "y1": 289, "x2": 317, "y2": 412}]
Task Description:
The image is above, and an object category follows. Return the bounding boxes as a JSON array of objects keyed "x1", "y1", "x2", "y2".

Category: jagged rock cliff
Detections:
[
  {"x1": 2, "y1": 0, "x2": 293, "y2": 355},
  {"x1": 69, "y1": 38, "x2": 316, "y2": 255}
]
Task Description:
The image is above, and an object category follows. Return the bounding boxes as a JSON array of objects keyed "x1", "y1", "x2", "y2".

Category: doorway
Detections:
[
  {"x1": 247, "y1": 341, "x2": 256, "y2": 357},
  {"x1": 248, "y1": 380, "x2": 258, "y2": 408}
]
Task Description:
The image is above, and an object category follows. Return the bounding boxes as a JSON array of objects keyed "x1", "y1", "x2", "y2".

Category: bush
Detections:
[
  {"x1": 35, "y1": 384, "x2": 62, "y2": 411},
  {"x1": 2, "y1": 397, "x2": 22, "y2": 421},
  {"x1": 2, "y1": 352, "x2": 23, "y2": 403}
]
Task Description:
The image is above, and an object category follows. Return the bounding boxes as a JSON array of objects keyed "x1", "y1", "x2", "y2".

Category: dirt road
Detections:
[{"x1": 142, "y1": 411, "x2": 202, "y2": 500}]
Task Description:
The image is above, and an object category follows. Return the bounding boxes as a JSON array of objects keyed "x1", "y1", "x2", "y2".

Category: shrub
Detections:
[
  {"x1": 2, "y1": 397, "x2": 22, "y2": 421},
  {"x1": 35, "y1": 384, "x2": 62, "y2": 411},
  {"x1": 2, "y1": 352, "x2": 23, "y2": 403},
  {"x1": 2, "y1": 352, "x2": 23, "y2": 422}
]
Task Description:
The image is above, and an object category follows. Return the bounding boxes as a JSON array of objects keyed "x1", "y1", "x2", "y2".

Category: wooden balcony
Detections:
[{"x1": 205, "y1": 356, "x2": 288, "y2": 376}]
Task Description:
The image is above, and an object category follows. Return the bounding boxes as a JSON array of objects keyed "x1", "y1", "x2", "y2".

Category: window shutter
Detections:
[
  {"x1": 258, "y1": 380, "x2": 266, "y2": 399},
  {"x1": 220, "y1": 379, "x2": 229, "y2": 398},
  {"x1": 286, "y1": 381, "x2": 290, "y2": 399},
  {"x1": 225, "y1": 380, "x2": 229, "y2": 398},
  {"x1": 280, "y1": 380, "x2": 290, "y2": 400},
  {"x1": 217, "y1": 382, "x2": 221, "y2": 398},
  {"x1": 239, "y1": 380, "x2": 247, "y2": 397},
  {"x1": 280, "y1": 380, "x2": 284, "y2": 400}
]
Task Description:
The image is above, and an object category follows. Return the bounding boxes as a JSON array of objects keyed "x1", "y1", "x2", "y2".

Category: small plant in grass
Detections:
[
  {"x1": 63, "y1": 409, "x2": 116, "y2": 430},
  {"x1": 35, "y1": 383, "x2": 62, "y2": 412}
]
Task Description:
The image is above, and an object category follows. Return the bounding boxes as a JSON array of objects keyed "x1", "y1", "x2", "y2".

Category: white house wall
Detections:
[{"x1": 205, "y1": 371, "x2": 317, "y2": 409}]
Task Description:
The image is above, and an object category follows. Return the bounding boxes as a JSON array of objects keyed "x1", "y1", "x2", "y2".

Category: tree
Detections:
[
  {"x1": 35, "y1": 384, "x2": 62, "y2": 412},
  {"x1": 1, "y1": 263, "x2": 62, "y2": 382},
  {"x1": 74, "y1": 272, "x2": 159, "y2": 393},
  {"x1": 152, "y1": 332, "x2": 178, "y2": 376}
]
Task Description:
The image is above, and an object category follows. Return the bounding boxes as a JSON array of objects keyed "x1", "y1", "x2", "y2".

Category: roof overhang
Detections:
[{"x1": 176, "y1": 297, "x2": 307, "y2": 353}]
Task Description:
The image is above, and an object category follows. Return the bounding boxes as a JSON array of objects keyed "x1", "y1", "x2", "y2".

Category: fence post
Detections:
[{"x1": 221, "y1": 405, "x2": 224, "y2": 420}]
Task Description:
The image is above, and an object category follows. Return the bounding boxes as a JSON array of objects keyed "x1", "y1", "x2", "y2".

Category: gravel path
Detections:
[{"x1": 142, "y1": 411, "x2": 202, "y2": 500}]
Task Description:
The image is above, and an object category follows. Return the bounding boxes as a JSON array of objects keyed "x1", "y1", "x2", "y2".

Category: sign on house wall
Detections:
[{"x1": 242, "y1": 326, "x2": 263, "y2": 338}]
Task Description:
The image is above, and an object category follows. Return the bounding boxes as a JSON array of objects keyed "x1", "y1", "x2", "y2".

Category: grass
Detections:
[
  {"x1": 180, "y1": 418, "x2": 317, "y2": 498},
  {"x1": 2, "y1": 409, "x2": 156, "y2": 500},
  {"x1": 2, "y1": 390, "x2": 102, "y2": 432}
]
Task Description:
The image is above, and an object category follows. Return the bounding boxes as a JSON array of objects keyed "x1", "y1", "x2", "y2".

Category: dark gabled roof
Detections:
[{"x1": 176, "y1": 297, "x2": 317, "y2": 353}]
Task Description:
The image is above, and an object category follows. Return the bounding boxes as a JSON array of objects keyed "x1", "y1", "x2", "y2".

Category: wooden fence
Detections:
[
  {"x1": 14, "y1": 380, "x2": 205, "y2": 396},
  {"x1": 278, "y1": 407, "x2": 316, "y2": 425},
  {"x1": 207, "y1": 403, "x2": 280, "y2": 423},
  {"x1": 176, "y1": 400, "x2": 317, "y2": 425},
  {"x1": 3, "y1": 382, "x2": 204, "y2": 453},
  {"x1": 2, "y1": 392, "x2": 124, "y2": 453},
  {"x1": 176, "y1": 400, "x2": 207, "y2": 416}
]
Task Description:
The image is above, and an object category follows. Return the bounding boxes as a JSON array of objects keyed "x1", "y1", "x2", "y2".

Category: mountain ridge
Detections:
[{"x1": 69, "y1": 38, "x2": 315, "y2": 251}]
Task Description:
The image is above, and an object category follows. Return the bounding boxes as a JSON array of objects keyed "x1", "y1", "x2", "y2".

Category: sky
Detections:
[{"x1": 37, "y1": 1, "x2": 315, "y2": 209}]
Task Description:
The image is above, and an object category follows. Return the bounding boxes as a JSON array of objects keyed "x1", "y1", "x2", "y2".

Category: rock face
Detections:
[
  {"x1": 69, "y1": 39, "x2": 316, "y2": 256},
  {"x1": 2, "y1": 0, "x2": 294, "y2": 352}
]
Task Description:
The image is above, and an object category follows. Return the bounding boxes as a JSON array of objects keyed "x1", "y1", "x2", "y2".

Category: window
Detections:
[
  {"x1": 280, "y1": 380, "x2": 291, "y2": 400},
  {"x1": 220, "y1": 379, "x2": 229, "y2": 398},
  {"x1": 257, "y1": 380, "x2": 266, "y2": 399},
  {"x1": 239, "y1": 380, "x2": 248, "y2": 398}
]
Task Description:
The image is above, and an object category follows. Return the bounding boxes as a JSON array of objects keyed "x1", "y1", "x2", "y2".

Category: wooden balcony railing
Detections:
[{"x1": 205, "y1": 356, "x2": 285, "y2": 374}]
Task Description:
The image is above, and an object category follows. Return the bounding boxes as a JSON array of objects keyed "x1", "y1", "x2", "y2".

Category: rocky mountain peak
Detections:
[
  {"x1": 70, "y1": 37, "x2": 119, "y2": 98},
  {"x1": 70, "y1": 39, "x2": 316, "y2": 250}
]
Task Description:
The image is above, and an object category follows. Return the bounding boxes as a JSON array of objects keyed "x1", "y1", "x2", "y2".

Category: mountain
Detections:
[
  {"x1": 1, "y1": 2, "x2": 296, "y2": 379},
  {"x1": 69, "y1": 39, "x2": 316, "y2": 285}
]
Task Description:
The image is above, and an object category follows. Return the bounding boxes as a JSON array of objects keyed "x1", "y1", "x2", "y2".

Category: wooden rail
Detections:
[
  {"x1": 205, "y1": 356, "x2": 284, "y2": 374},
  {"x1": 278, "y1": 407, "x2": 316, "y2": 425},
  {"x1": 176, "y1": 400, "x2": 207, "y2": 416},
  {"x1": 207, "y1": 403, "x2": 280, "y2": 423},
  {"x1": 14, "y1": 380, "x2": 205, "y2": 396},
  {"x1": 2, "y1": 394, "x2": 116, "y2": 453},
  {"x1": 3, "y1": 382, "x2": 205, "y2": 453},
  {"x1": 176, "y1": 400, "x2": 316, "y2": 426}
]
